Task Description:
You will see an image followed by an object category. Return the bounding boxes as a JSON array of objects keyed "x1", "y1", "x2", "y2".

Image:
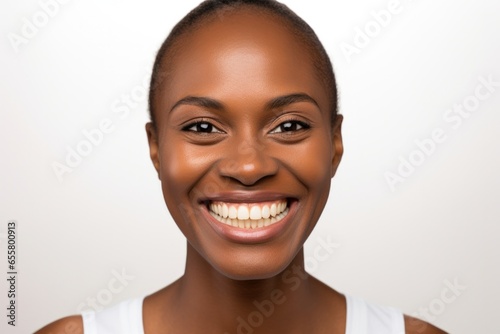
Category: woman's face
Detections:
[{"x1": 147, "y1": 10, "x2": 343, "y2": 280}]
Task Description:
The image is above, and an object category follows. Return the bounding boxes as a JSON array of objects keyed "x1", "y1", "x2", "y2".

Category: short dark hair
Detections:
[{"x1": 148, "y1": 0, "x2": 338, "y2": 128}]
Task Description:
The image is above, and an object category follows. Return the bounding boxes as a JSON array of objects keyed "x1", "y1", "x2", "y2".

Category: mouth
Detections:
[{"x1": 206, "y1": 199, "x2": 290, "y2": 229}]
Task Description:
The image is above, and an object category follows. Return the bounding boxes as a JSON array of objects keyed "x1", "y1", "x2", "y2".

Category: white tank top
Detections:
[{"x1": 81, "y1": 294, "x2": 405, "y2": 333}]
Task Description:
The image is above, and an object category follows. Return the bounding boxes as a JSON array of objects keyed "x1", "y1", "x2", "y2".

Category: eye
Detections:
[
  {"x1": 270, "y1": 120, "x2": 310, "y2": 134},
  {"x1": 182, "y1": 121, "x2": 223, "y2": 133}
]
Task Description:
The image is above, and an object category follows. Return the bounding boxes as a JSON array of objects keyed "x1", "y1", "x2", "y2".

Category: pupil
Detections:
[
  {"x1": 198, "y1": 123, "x2": 211, "y2": 132},
  {"x1": 282, "y1": 122, "x2": 295, "y2": 131}
]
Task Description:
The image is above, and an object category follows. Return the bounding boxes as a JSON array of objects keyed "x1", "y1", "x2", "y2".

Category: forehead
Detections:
[{"x1": 155, "y1": 8, "x2": 329, "y2": 116}]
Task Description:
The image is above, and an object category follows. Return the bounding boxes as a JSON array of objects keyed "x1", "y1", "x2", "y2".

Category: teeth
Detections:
[
  {"x1": 250, "y1": 206, "x2": 261, "y2": 220},
  {"x1": 211, "y1": 207, "x2": 289, "y2": 229},
  {"x1": 238, "y1": 206, "x2": 250, "y2": 220},
  {"x1": 208, "y1": 200, "x2": 289, "y2": 229},
  {"x1": 270, "y1": 203, "x2": 277, "y2": 217},
  {"x1": 228, "y1": 206, "x2": 237, "y2": 219},
  {"x1": 262, "y1": 205, "x2": 270, "y2": 219}
]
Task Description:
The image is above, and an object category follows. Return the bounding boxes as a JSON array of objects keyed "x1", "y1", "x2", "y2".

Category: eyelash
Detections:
[
  {"x1": 181, "y1": 121, "x2": 223, "y2": 134},
  {"x1": 269, "y1": 118, "x2": 310, "y2": 134},
  {"x1": 181, "y1": 118, "x2": 311, "y2": 134}
]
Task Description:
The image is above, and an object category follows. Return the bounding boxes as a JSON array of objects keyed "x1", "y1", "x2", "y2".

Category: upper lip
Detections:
[{"x1": 200, "y1": 191, "x2": 294, "y2": 204}]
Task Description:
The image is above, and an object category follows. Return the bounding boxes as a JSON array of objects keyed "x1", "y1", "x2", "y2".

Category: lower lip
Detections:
[{"x1": 201, "y1": 201, "x2": 297, "y2": 244}]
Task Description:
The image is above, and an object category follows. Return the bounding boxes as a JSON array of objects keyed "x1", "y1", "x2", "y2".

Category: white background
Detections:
[{"x1": 1, "y1": 0, "x2": 499, "y2": 333}]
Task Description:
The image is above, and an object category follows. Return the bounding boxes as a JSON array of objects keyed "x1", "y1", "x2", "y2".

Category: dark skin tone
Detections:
[{"x1": 36, "y1": 8, "x2": 447, "y2": 334}]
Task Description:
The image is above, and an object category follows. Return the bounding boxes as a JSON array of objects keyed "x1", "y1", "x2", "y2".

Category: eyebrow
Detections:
[
  {"x1": 169, "y1": 93, "x2": 319, "y2": 113},
  {"x1": 170, "y1": 96, "x2": 225, "y2": 113},
  {"x1": 266, "y1": 93, "x2": 320, "y2": 110}
]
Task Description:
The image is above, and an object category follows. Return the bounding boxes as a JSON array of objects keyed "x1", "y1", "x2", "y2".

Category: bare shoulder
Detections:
[
  {"x1": 404, "y1": 315, "x2": 448, "y2": 334},
  {"x1": 34, "y1": 315, "x2": 83, "y2": 334}
]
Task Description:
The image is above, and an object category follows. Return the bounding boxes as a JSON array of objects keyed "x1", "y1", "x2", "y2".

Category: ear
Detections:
[
  {"x1": 146, "y1": 122, "x2": 161, "y2": 179},
  {"x1": 330, "y1": 115, "x2": 344, "y2": 178}
]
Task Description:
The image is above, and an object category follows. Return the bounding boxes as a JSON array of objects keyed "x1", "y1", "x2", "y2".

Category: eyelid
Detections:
[
  {"x1": 180, "y1": 118, "x2": 225, "y2": 134},
  {"x1": 268, "y1": 116, "x2": 311, "y2": 134}
]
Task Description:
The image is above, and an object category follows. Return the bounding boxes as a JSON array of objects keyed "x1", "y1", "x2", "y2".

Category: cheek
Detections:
[
  {"x1": 290, "y1": 132, "x2": 333, "y2": 234},
  {"x1": 281, "y1": 133, "x2": 333, "y2": 190},
  {"x1": 158, "y1": 137, "x2": 219, "y2": 204},
  {"x1": 157, "y1": 138, "x2": 216, "y2": 234}
]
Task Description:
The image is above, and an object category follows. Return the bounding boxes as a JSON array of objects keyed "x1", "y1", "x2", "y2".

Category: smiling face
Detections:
[{"x1": 147, "y1": 8, "x2": 343, "y2": 280}]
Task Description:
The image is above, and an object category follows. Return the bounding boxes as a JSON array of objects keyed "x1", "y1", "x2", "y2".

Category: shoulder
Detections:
[
  {"x1": 34, "y1": 315, "x2": 83, "y2": 334},
  {"x1": 404, "y1": 315, "x2": 448, "y2": 334}
]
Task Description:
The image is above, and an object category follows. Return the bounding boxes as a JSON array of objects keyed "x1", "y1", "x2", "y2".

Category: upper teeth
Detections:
[{"x1": 209, "y1": 200, "x2": 288, "y2": 220}]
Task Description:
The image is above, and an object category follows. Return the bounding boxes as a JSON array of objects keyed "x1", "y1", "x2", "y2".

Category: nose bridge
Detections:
[{"x1": 218, "y1": 132, "x2": 278, "y2": 185}]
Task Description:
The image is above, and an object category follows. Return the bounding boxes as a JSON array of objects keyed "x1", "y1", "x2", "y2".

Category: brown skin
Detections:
[{"x1": 36, "y1": 8, "x2": 447, "y2": 334}]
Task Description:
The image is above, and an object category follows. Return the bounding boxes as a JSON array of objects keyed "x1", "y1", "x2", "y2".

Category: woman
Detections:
[{"x1": 37, "y1": 1, "x2": 446, "y2": 333}]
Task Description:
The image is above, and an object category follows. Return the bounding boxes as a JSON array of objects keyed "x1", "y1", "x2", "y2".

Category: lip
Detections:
[
  {"x1": 200, "y1": 193, "x2": 298, "y2": 244},
  {"x1": 199, "y1": 191, "x2": 293, "y2": 204}
]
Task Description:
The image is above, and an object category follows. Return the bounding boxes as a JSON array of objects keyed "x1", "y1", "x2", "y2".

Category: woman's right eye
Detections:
[{"x1": 182, "y1": 122, "x2": 223, "y2": 133}]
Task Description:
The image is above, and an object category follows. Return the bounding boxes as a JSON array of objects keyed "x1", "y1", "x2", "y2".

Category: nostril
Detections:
[{"x1": 217, "y1": 155, "x2": 279, "y2": 186}]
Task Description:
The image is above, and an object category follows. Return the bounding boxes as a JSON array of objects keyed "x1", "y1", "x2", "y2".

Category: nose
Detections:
[{"x1": 217, "y1": 138, "x2": 279, "y2": 186}]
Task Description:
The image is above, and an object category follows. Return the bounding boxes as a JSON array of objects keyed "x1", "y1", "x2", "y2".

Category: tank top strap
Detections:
[
  {"x1": 81, "y1": 294, "x2": 404, "y2": 333},
  {"x1": 345, "y1": 294, "x2": 405, "y2": 334},
  {"x1": 81, "y1": 296, "x2": 145, "y2": 334}
]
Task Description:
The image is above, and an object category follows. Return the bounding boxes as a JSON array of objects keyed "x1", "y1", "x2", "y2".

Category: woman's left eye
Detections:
[{"x1": 270, "y1": 120, "x2": 310, "y2": 134}]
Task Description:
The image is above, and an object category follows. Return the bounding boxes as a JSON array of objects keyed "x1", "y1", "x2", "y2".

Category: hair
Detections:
[{"x1": 148, "y1": 0, "x2": 338, "y2": 129}]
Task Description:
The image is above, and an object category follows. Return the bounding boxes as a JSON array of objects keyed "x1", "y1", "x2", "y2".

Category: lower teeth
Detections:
[{"x1": 210, "y1": 207, "x2": 289, "y2": 229}]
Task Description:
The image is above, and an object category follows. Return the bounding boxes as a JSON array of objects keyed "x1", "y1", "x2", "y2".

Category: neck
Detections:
[{"x1": 173, "y1": 243, "x2": 317, "y2": 333}]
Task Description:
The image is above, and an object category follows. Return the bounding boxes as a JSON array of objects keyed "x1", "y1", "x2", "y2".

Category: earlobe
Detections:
[
  {"x1": 330, "y1": 115, "x2": 344, "y2": 178},
  {"x1": 145, "y1": 122, "x2": 161, "y2": 179}
]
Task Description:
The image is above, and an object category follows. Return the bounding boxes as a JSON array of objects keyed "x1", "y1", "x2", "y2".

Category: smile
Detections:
[{"x1": 208, "y1": 200, "x2": 289, "y2": 229}]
